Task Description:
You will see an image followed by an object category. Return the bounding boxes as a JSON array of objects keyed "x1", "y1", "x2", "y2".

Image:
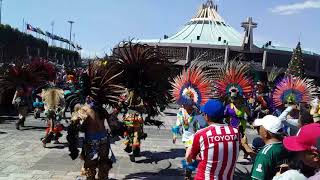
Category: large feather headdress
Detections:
[
  {"x1": 42, "y1": 88, "x2": 65, "y2": 111},
  {"x1": 272, "y1": 76, "x2": 318, "y2": 107},
  {"x1": 84, "y1": 60, "x2": 125, "y2": 107},
  {"x1": 213, "y1": 61, "x2": 253, "y2": 99},
  {"x1": 111, "y1": 40, "x2": 174, "y2": 112},
  {"x1": 0, "y1": 59, "x2": 56, "y2": 93},
  {"x1": 171, "y1": 64, "x2": 212, "y2": 106}
]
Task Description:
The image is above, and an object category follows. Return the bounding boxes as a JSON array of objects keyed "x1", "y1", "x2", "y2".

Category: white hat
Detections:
[{"x1": 253, "y1": 115, "x2": 283, "y2": 134}]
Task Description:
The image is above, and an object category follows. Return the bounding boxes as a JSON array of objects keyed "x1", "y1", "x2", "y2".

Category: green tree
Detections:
[{"x1": 285, "y1": 42, "x2": 305, "y2": 77}]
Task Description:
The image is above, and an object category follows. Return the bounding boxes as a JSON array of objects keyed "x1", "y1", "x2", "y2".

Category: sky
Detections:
[{"x1": 1, "y1": 0, "x2": 320, "y2": 58}]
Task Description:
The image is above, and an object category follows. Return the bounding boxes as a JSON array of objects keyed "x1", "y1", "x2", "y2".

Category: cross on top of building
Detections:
[
  {"x1": 241, "y1": 17, "x2": 258, "y2": 51},
  {"x1": 206, "y1": 0, "x2": 214, "y2": 7},
  {"x1": 202, "y1": 0, "x2": 218, "y2": 11},
  {"x1": 241, "y1": 17, "x2": 257, "y2": 31}
]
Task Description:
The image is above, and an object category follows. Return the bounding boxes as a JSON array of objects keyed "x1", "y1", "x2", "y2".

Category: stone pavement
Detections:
[{"x1": 0, "y1": 108, "x2": 256, "y2": 180}]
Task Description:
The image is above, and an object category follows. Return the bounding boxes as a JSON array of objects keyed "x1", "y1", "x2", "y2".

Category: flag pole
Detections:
[
  {"x1": 51, "y1": 21, "x2": 54, "y2": 46},
  {"x1": 22, "y1": 18, "x2": 24, "y2": 33},
  {"x1": 0, "y1": 0, "x2": 3, "y2": 25}
]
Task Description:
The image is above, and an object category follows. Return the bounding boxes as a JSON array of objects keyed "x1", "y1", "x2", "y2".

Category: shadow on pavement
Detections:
[
  {"x1": 233, "y1": 166, "x2": 251, "y2": 180},
  {"x1": 144, "y1": 118, "x2": 165, "y2": 128},
  {"x1": 45, "y1": 142, "x2": 69, "y2": 149},
  {"x1": 163, "y1": 112, "x2": 177, "y2": 116},
  {"x1": 22, "y1": 126, "x2": 47, "y2": 131},
  {"x1": 123, "y1": 164, "x2": 184, "y2": 180},
  {"x1": 135, "y1": 148, "x2": 185, "y2": 164},
  {"x1": 0, "y1": 116, "x2": 19, "y2": 124}
]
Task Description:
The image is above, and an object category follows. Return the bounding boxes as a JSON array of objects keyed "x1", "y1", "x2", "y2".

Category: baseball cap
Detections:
[
  {"x1": 200, "y1": 99, "x2": 224, "y2": 119},
  {"x1": 283, "y1": 123, "x2": 320, "y2": 152},
  {"x1": 253, "y1": 115, "x2": 283, "y2": 134}
]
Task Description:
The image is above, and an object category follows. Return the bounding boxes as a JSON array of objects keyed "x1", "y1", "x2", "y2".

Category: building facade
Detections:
[{"x1": 138, "y1": 0, "x2": 320, "y2": 79}]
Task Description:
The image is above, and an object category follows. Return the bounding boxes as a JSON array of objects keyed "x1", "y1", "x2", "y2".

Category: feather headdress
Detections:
[
  {"x1": 171, "y1": 64, "x2": 212, "y2": 106},
  {"x1": 111, "y1": 40, "x2": 174, "y2": 113},
  {"x1": 272, "y1": 76, "x2": 318, "y2": 107},
  {"x1": 67, "y1": 61, "x2": 125, "y2": 160},
  {"x1": 42, "y1": 88, "x2": 65, "y2": 111},
  {"x1": 0, "y1": 59, "x2": 56, "y2": 93},
  {"x1": 268, "y1": 66, "x2": 283, "y2": 83},
  {"x1": 77, "y1": 60, "x2": 124, "y2": 107},
  {"x1": 213, "y1": 61, "x2": 253, "y2": 99}
]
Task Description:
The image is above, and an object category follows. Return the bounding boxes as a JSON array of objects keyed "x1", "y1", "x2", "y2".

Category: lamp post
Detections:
[
  {"x1": 67, "y1": 20, "x2": 74, "y2": 50},
  {"x1": 0, "y1": 0, "x2": 3, "y2": 24}
]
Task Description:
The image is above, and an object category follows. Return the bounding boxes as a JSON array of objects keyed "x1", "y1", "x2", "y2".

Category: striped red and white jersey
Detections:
[{"x1": 190, "y1": 124, "x2": 240, "y2": 180}]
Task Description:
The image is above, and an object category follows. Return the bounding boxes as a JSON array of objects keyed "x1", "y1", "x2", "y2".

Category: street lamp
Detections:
[
  {"x1": 0, "y1": 0, "x2": 3, "y2": 24},
  {"x1": 68, "y1": 20, "x2": 74, "y2": 50}
]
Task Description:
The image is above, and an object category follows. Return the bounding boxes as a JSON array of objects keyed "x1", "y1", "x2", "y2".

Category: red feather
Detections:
[
  {"x1": 171, "y1": 65, "x2": 212, "y2": 105},
  {"x1": 214, "y1": 61, "x2": 253, "y2": 98}
]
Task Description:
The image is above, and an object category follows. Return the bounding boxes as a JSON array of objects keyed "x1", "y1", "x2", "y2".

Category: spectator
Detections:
[
  {"x1": 281, "y1": 123, "x2": 320, "y2": 179},
  {"x1": 245, "y1": 115, "x2": 290, "y2": 180},
  {"x1": 298, "y1": 105, "x2": 314, "y2": 128},
  {"x1": 186, "y1": 99, "x2": 240, "y2": 180},
  {"x1": 278, "y1": 105, "x2": 300, "y2": 136}
]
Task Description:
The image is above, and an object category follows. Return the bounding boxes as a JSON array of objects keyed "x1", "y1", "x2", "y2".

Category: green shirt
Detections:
[{"x1": 251, "y1": 142, "x2": 290, "y2": 180}]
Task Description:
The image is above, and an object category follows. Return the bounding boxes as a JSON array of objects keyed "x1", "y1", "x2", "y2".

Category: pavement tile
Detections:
[
  {"x1": 1, "y1": 165, "x2": 19, "y2": 173},
  {"x1": 31, "y1": 170, "x2": 50, "y2": 175},
  {"x1": 8, "y1": 173, "x2": 34, "y2": 178}
]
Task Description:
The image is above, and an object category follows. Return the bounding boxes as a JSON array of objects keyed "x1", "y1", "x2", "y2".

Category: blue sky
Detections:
[{"x1": 2, "y1": 0, "x2": 320, "y2": 57}]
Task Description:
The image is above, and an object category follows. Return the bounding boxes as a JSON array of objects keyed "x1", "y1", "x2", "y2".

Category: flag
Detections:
[
  {"x1": 76, "y1": 45, "x2": 82, "y2": 50},
  {"x1": 52, "y1": 35, "x2": 61, "y2": 40},
  {"x1": 36, "y1": 27, "x2": 45, "y2": 35},
  {"x1": 70, "y1": 42, "x2": 76, "y2": 48},
  {"x1": 60, "y1": 38, "x2": 70, "y2": 43},
  {"x1": 27, "y1": 24, "x2": 36, "y2": 32},
  {"x1": 46, "y1": 31, "x2": 54, "y2": 39}
]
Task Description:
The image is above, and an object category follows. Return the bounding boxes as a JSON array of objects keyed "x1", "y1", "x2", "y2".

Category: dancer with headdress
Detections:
[
  {"x1": 40, "y1": 87, "x2": 65, "y2": 147},
  {"x1": 171, "y1": 64, "x2": 211, "y2": 180},
  {"x1": 111, "y1": 41, "x2": 174, "y2": 161},
  {"x1": 211, "y1": 61, "x2": 253, "y2": 159},
  {"x1": 66, "y1": 60, "x2": 124, "y2": 180},
  {"x1": 273, "y1": 76, "x2": 318, "y2": 135},
  {"x1": 0, "y1": 60, "x2": 56, "y2": 130},
  {"x1": 213, "y1": 61, "x2": 253, "y2": 133}
]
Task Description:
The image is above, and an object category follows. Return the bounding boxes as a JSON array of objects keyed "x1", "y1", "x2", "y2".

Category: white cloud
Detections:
[{"x1": 271, "y1": 0, "x2": 320, "y2": 15}]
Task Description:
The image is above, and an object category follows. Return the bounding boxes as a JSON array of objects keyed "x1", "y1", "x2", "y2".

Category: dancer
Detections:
[
  {"x1": 32, "y1": 84, "x2": 50, "y2": 119},
  {"x1": 41, "y1": 87, "x2": 65, "y2": 147},
  {"x1": 213, "y1": 61, "x2": 253, "y2": 133},
  {"x1": 12, "y1": 87, "x2": 30, "y2": 129},
  {"x1": 111, "y1": 41, "x2": 174, "y2": 161},
  {"x1": 273, "y1": 76, "x2": 318, "y2": 135},
  {"x1": 171, "y1": 64, "x2": 212, "y2": 180},
  {"x1": 0, "y1": 60, "x2": 56, "y2": 130},
  {"x1": 67, "y1": 60, "x2": 124, "y2": 180},
  {"x1": 212, "y1": 61, "x2": 253, "y2": 159}
]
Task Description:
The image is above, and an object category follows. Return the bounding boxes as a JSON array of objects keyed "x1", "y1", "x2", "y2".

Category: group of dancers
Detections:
[
  {"x1": 170, "y1": 61, "x2": 320, "y2": 179},
  {"x1": 1, "y1": 40, "x2": 320, "y2": 179},
  {"x1": 0, "y1": 41, "x2": 175, "y2": 179}
]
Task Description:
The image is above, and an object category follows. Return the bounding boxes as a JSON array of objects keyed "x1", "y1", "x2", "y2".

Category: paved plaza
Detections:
[{"x1": 0, "y1": 108, "x2": 256, "y2": 180}]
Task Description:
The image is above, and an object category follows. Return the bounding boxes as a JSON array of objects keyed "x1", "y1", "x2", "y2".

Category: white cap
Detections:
[{"x1": 253, "y1": 115, "x2": 283, "y2": 134}]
